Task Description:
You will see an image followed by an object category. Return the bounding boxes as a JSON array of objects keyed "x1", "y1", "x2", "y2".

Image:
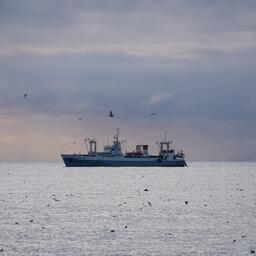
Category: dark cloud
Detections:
[
  {"x1": 1, "y1": 0, "x2": 256, "y2": 50},
  {"x1": 0, "y1": 49, "x2": 255, "y2": 121}
]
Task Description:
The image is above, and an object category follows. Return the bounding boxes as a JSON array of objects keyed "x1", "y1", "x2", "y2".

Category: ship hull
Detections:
[{"x1": 61, "y1": 154, "x2": 186, "y2": 167}]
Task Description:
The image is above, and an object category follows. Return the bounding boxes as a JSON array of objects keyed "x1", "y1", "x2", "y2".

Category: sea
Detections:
[{"x1": 0, "y1": 162, "x2": 255, "y2": 256}]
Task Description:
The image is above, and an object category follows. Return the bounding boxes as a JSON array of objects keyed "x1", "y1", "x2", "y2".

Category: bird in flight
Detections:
[
  {"x1": 24, "y1": 93, "x2": 28, "y2": 98},
  {"x1": 150, "y1": 112, "x2": 157, "y2": 116},
  {"x1": 109, "y1": 111, "x2": 114, "y2": 118},
  {"x1": 78, "y1": 117, "x2": 82, "y2": 121}
]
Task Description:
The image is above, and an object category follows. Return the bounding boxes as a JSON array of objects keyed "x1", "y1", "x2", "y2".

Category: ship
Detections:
[{"x1": 61, "y1": 129, "x2": 186, "y2": 167}]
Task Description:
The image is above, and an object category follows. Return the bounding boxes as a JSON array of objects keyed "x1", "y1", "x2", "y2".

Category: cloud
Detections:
[
  {"x1": 0, "y1": 0, "x2": 256, "y2": 58},
  {"x1": 0, "y1": 48, "x2": 256, "y2": 120},
  {"x1": 147, "y1": 92, "x2": 173, "y2": 105}
]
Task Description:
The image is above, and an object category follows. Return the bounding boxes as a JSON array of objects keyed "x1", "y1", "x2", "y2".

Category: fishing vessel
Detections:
[{"x1": 61, "y1": 129, "x2": 186, "y2": 167}]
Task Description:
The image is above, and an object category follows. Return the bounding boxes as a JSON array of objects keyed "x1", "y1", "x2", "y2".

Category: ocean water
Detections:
[{"x1": 0, "y1": 162, "x2": 255, "y2": 256}]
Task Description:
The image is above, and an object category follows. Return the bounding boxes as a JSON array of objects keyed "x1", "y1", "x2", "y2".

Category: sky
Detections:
[{"x1": 0, "y1": 0, "x2": 256, "y2": 161}]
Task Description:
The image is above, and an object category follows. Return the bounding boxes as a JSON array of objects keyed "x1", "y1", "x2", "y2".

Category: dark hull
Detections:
[{"x1": 61, "y1": 154, "x2": 186, "y2": 167}]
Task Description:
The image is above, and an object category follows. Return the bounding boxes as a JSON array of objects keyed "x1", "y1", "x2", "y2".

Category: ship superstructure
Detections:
[{"x1": 61, "y1": 129, "x2": 186, "y2": 167}]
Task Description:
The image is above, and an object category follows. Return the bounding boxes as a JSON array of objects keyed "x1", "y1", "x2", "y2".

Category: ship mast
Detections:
[
  {"x1": 114, "y1": 128, "x2": 120, "y2": 144},
  {"x1": 156, "y1": 130, "x2": 173, "y2": 157},
  {"x1": 111, "y1": 128, "x2": 127, "y2": 156},
  {"x1": 86, "y1": 137, "x2": 97, "y2": 155}
]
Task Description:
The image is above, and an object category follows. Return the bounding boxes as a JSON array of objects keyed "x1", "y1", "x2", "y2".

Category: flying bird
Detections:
[
  {"x1": 150, "y1": 112, "x2": 158, "y2": 116},
  {"x1": 78, "y1": 117, "x2": 82, "y2": 121},
  {"x1": 109, "y1": 111, "x2": 114, "y2": 118},
  {"x1": 24, "y1": 93, "x2": 28, "y2": 98}
]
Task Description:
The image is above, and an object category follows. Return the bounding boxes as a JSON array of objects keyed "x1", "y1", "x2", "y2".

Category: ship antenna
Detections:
[
  {"x1": 115, "y1": 128, "x2": 120, "y2": 142},
  {"x1": 85, "y1": 138, "x2": 89, "y2": 153}
]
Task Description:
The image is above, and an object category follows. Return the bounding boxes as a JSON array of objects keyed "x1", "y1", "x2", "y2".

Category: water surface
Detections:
[{"x1": 0, "y1": 162, "x2": 255, "y2": 255}]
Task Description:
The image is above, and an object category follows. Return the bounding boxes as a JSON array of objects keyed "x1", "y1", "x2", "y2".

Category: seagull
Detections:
[
  {"x1": 109, "y1": 111, "x2": 114, "y2": 118},
  {"x1": 150, "y1": 112, "x2": 157, "y2": 116}
]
